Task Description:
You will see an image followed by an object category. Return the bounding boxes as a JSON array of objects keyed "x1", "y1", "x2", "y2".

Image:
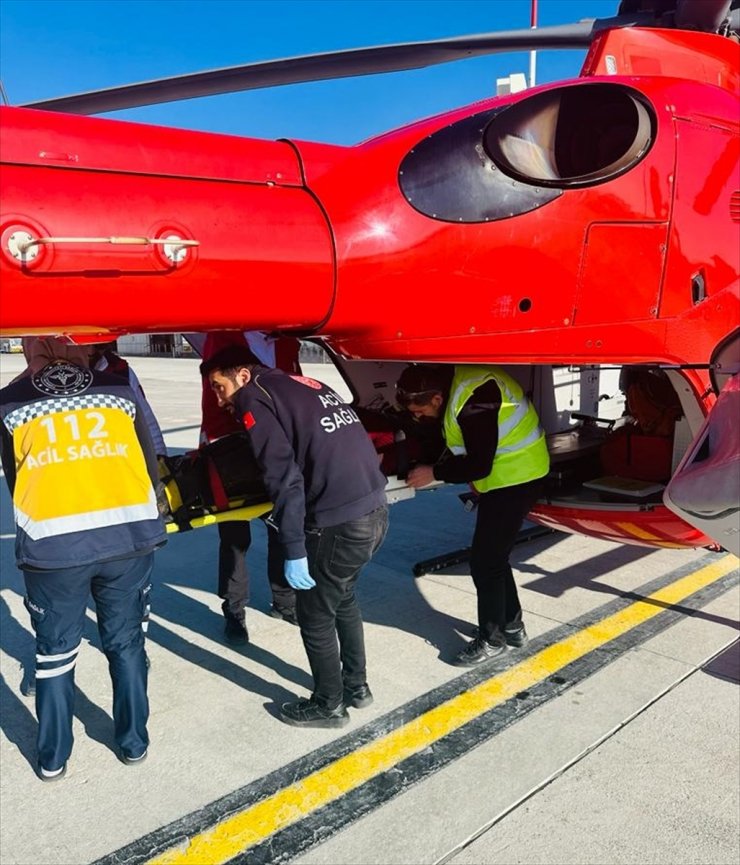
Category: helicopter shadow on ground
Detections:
[
  {"x1": 0, "y1": 591, "x2": 40, "y2": 768},
  {"x1": 702, "y1": 639, "x2": 740, "y2": 685},
  {"x1": 515, "y1": 537, "x2": 655, "y2": 597},
  {"x1": 354, "y1": 484, "x2": 738, "y2": 662},
  {"x1": 517, "y1": 537, "x2": 739, "y2": 631}
]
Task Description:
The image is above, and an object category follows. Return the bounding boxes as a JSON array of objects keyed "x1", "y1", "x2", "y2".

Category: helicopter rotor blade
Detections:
[{"x1": 20, "y1": 14, "x2": 650, "y2": 116}]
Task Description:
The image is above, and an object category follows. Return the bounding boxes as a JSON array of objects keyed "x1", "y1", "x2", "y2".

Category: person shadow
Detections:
[
  {"x1": 144, "y1": 522, "x2": 314, "y2": 696},
  {"x1": 0, "y1": 581, "x2": 312, "y2": 773},
  {"x1": 152, "y1": 434, "x2": 474, "y2": 680},
  {"x1": 0, "y1": 594, "x2": 121, "y2": 769}
]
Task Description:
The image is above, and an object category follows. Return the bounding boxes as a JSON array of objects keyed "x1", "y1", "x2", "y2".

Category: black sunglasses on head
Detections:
[{"x1": 395, "y1": 388, "x2": 439, "y2": 408}]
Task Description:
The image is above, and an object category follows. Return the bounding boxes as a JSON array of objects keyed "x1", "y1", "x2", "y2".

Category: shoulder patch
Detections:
[
  {"x1": 32, "y1": 362, "x2": 92, "y2": 396},
  {"x1": 289, "y1": 375, "x2": 322, "y2": 390},
  {"x1": 242, "y1": 411, "x2": 256, "y2": 430}
]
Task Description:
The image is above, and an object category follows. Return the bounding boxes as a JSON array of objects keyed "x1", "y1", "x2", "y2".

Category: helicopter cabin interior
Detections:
[{"x1": 322, "y1": 350, "x2": 706, "y2": 546}]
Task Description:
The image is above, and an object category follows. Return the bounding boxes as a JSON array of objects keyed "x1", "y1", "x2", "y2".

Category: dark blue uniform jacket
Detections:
[{"x1": 233, "y1": 366, "x2": 387, "y2": 560}]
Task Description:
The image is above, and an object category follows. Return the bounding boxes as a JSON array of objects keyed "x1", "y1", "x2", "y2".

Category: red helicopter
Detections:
[{"x1": 0, "y1": 0, "x2": 738, "y2": 554}]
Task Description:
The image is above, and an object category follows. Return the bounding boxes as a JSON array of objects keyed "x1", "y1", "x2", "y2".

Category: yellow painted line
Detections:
[{"x1": 149, "y1": 555, "x2": 738, "y2": 865}]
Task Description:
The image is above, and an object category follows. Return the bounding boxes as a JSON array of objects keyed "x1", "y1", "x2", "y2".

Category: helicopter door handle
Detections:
[{"x1": 8, "y1": 232, "x2": 199, "y2": 264}]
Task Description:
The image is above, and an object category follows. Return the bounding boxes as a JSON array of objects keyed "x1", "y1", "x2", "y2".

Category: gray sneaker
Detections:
[
  {"x1": 269, "y1": 605, "x2": 298, "y2": 626},
  {"x1": 343, "y1": 683, "x2": 373, "y2": 708},
  {"x1": 280, "y1": 698, "x2": 349, "y2": 729},
  {"x1": 504, "y1": 623, "x2": 528, "y2": 648},
  {"x1": 452, "y1": 635, "x2": 507, "y2": 667},
  {"x1": 470, "y1": 623, "x2": 528, "y2": 648}
]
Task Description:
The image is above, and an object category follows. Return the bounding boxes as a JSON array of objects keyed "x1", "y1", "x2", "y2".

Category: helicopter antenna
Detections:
[
  {"x1": 529, "y1": 0, "x2": 538, "y2": 88},
  {"x1": 0, "y1": 80, "x2": 11, "y2": 106}
]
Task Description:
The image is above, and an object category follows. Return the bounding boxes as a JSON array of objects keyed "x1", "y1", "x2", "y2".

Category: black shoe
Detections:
[
  {"x1": 452, "y1": 635, "x2": 507, "y2": 667},
  {"x1": 37, "y1": 762, "x2": 67, "y2": 782},
  {"x1": 470, "y1": 622, "x2": 528, "y2": 648},
  {"x1": 119, "y1": 748, "x2": 148, "y2": 766},
  {"x1": 223, "y1": 610, "x2": 249, "y2": 645},
  {"x1": 280, "y1": 698, "x2": 349, "y2": 729},
  {"x1": 504, "y1": 623, "x2": 528, "y2": 648},
  {"x1": 343, "y1": 683, "x2": 373, "y2": 709},
  {"x1": 269, "y1": 605, "x2": 298, "y2": 626}
]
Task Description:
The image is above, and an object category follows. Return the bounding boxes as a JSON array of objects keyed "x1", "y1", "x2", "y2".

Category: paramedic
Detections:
[
  {"x1": 200, "y1": 345, "x2": 388, "y2": 729},
  {"x1": 89, "y1": 341, "x2": 167, "y2": 458},
  {"x1": 0, "y1": 338, "x2": 166, "y2": 780},
  {"x1": 396, "y1": 364, "x2": 549, "y2": 666},
  {"x1": 198, "y1": 332, "x2": 299, "y2": 644}
]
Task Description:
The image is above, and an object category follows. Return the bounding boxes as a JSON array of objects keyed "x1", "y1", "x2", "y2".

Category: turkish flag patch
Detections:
[{"x1": 242, "y1": 411, "x2": 256, "y2": 430}]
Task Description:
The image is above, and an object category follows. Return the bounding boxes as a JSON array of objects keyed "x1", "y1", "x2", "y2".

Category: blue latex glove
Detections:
[{"x1": 284, "y1": 557, "x2": 315, "y2": 590}]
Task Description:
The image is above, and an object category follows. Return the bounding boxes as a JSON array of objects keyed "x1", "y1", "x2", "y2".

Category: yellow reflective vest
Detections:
[
  {"x1": 443, "y1": 365, "x2": 549, "y2": 492},
  {"x1": 0, "y1": 362, "x2": 166, "y2": 569}
]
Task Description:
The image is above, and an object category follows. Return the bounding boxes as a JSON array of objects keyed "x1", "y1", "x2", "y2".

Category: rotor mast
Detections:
[{"x1": 529, "y1": 0, "x2": 538, "y2": 88}]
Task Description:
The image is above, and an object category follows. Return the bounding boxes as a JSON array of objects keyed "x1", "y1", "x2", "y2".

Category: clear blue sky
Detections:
[{"x1": 0, "y1": 0, "x2": 618, "y2": 144}]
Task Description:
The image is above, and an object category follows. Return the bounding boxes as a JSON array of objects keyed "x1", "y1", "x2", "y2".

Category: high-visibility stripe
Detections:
[
  {"x1": 37, "y1": 644, "x2": 80, "y2": 664},
  {"x1": 497, "y1": 425, "x2": 544, "y2": 454},
  {"x1": 146, "y1": 554, "x2": 738, "y2": 865},
  {"x1": 616, "y1": 521, "x2": 662, "y2": 540},
  {"x1": 497, "y1": 395, "x2": 529, "y2": 439},
  {"x1": 15, "y1": 494, "x2": 158, "y2": 540},
  {"x1": 36, "y1": 658, "x2": 77, "y2": 679}
]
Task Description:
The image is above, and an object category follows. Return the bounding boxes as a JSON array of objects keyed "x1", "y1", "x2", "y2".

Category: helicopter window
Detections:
[
  {"x1": 483, "y1": 84, "x2": 655, "y2": 189},
  {"x1": 398, "y1": 108, "x2": 562, "y2": 224}
]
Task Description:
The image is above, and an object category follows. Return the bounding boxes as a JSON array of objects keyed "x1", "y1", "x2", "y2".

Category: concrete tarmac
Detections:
[{"x1": 0, "y1": 354, "x2": 737, "y2": 865}]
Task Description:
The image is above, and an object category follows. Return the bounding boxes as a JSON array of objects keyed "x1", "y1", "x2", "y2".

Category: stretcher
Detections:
[
  {"x1": 160, "y1": 442, "x2": 272, "y2": 534},
  {"x1": 164, "y1": 500, "x2": 273, "y2": 534},
  {"x1": 162, "y1": 475, "x2": 419, "y2": 535}
]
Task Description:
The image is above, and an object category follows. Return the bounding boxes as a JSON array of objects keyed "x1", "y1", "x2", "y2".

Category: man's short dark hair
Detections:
[
  {"x1": 395, "y1": 364, "x2": 453, "y2": 407},
  {"x1": 199, "y1": 345, "x2": 260, "y2": 378}
]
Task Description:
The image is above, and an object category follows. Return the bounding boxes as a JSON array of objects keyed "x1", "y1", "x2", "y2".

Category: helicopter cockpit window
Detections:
[{"x1": 483, "y1": 84, "x2": 655, "y2": 189}]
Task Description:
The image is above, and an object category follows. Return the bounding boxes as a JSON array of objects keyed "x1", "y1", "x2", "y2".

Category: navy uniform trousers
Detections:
[
  {"x1": 23, "y1": 552, "x2": 153, "y2": 771},
  {"x1": 217, "y1": 519, "x2": 296, "y2": 617}
]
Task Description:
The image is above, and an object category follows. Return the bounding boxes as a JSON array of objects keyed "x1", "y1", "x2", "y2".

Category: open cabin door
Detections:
[{"x1": 664, "y1": 332, "x2": 740, "y2": 556}]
